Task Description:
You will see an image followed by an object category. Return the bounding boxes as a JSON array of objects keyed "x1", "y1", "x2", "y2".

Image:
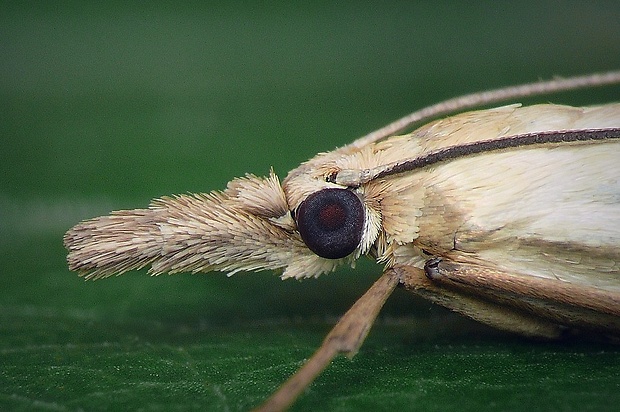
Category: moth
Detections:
[{"x1": 64, "y1": 71, "x2": 620, "y2": 411}]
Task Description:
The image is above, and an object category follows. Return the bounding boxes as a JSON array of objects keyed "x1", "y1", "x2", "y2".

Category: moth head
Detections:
[
  {"x1": 65, "y1": 166, "x2": 382, "y2": 280},
  {"x1": 283, "y1": 149, "x2": 384, "y2": 266}
]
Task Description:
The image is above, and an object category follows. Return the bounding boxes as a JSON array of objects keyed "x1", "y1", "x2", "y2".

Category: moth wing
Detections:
[
  {"x1": 428, "y1": 139, "x2": 619, "y2": 290},
  {"x1": 378, "y1": 104, "x2": 620, "y2": 294}
]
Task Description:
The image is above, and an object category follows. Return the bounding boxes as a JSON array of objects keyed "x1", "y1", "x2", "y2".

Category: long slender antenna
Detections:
[{"x1": 345, "y1": 70, "x2": 620, "y2": 150}]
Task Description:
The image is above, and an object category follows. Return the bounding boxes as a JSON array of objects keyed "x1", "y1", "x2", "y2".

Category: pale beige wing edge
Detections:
[{"x1": 397, "y1": 261, "x2": 620, "y2": 341}]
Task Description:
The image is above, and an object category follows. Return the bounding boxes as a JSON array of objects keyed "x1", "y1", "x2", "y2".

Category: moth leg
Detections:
[
  {"x1": 254, "y1": 268, "x2": 400, "y2": 412},
  {"x1": 421, "y1": 259, "x2": 620, "y2": 338},
  {"x1": 395, "y1": 264, "x2": 565, "y2": 339}
]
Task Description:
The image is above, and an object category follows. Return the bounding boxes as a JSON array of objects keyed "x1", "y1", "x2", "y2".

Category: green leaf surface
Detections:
[{"x1": 2, "y1": 2, "x2": 620, "y2": 411}]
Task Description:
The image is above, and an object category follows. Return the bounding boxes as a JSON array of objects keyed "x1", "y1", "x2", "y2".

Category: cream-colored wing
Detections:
[{"x1": 374, "y1": 104, "x2": 620, "y2": 292}]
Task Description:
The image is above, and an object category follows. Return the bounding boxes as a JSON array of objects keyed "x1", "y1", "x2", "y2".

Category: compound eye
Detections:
[{"x1": 295, "y1": 188, "x2": 364, "y2": 259}]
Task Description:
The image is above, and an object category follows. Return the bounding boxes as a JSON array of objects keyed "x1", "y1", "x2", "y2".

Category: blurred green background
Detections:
[{"x1": 2, "y1": 2, "x2": 620, "y2": 411}]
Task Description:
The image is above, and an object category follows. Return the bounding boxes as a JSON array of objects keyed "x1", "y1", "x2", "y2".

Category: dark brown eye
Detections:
[{"x1": 296, "y1": 188, "x2": 364, "y2": 259}]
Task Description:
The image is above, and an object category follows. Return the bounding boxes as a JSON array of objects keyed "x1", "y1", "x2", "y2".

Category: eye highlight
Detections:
[{"x1": 295, "y1": 188, "x2": 364, "y2": 259}]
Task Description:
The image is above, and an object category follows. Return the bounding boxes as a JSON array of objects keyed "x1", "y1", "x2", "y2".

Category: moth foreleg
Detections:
[
  {"x1": 421, "y1": 259, "x2": 620, "y2": 339},
  {"x1": 254, "y1": 269, "x2": 400, "y2": 412},
  {"x1": 395, "y1": 264, "x2": 565, "y2": 339}
]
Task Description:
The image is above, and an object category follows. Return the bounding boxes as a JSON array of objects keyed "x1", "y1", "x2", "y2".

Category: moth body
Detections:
[{"x1": 63, "y1": 72, "x2": 620, "y2": 411}]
